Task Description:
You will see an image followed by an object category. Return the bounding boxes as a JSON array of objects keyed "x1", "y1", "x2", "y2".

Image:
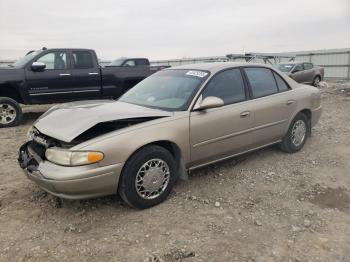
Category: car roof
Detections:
[
  {"x1": 167, "y1": 62, "x2": 274, "y2": 74},
  {"x1": 124, "y1": 58, "x2": 148, "y2": 60},
  {"x1": 45, "y1": 48, "x2": 95, "y2": 52}
]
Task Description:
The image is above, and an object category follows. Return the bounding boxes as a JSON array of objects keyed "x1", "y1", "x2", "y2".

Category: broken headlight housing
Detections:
[{"x1": 26, "y1": 126, "x2": 36, "y2": 141}]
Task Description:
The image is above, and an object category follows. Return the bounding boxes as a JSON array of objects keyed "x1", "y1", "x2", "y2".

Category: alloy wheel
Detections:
[{"x1": 0, "y1": 103, "x2": 17, "y2": 125}]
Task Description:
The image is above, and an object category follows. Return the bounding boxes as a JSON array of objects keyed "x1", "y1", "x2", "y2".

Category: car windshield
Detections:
[
  {"x1": 274, "y1": 63, "x2": 295, "y2": 72},
  {"x1": 107, "y1": 59, "x2": 125, "y2": 66},
  {"x1": 12, "y1": 50, "x2": 42, "y2": 68},
  {"x1": 119, "y1": 69, "x2": 209, "y2": 111}
]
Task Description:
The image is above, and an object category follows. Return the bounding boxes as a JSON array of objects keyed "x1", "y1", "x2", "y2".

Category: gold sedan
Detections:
[{"x1": 18, "y1": 62, "x2": 322, "y2": 209}]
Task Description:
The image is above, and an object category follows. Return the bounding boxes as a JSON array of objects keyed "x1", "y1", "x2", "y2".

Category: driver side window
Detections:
[
  {"x1": 124, "y1": 60, "x2": 136, "y2": 67},
  {"x1": 36, "y1": 52, "x2": 67, "y2": 70},
  {"x1": 294, "y1": 64, "x2": 303, "y2": 72},
  {"x1": 202, "y1": 68, "x2": 246, "y2": 105}
]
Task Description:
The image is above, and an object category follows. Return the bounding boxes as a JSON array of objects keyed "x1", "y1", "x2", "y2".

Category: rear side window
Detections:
[
  {"x1": 273, "y1": 72, "x2": 289, "y2": 91},
  {"x1": 72, "y1": 51, "x2": 94, "y2": 69},
  {"x1": 245, "y1": 68, "x2": 278, "y2": 98},
  {"x1": 136, "y1": 59, "x2": 149, "y2": 66},
  {"x1": 202, "y1": 68, "x2": 246, "y2": 105}
]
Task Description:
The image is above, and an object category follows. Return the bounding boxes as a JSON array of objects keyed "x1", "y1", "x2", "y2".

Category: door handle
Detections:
[
  {"x1": 240, "y1": 111, "x2": 250, "y2": 118},
  {"x1": 88, "y1": 72, "x2": 99, "y2": 75},
  {"x1": 59, "y1": 73, "x2": 71, "y2": 76},
  {"x1": 286, "y1": 100, "x2": 295, "y2": 105}
]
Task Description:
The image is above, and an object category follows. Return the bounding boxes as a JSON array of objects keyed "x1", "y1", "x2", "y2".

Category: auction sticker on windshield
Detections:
[{"x1": 186, "y1": 70, "x2": 208, "y2": 78}]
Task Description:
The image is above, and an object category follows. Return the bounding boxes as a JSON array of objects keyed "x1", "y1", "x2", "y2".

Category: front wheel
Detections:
[
  {"x1": 0, "y1": 97, "x2": 22, "y2": 128},
  {"x1": 279, "y1": 113, "x2": 309, "y2": 153},
  {"x1": 118, "y1": 145, "x2": 177, "y2": 209}
]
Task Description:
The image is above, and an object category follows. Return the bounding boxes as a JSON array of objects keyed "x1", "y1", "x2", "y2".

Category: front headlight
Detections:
[{"x1": 45, "y1": 147, "x2": 104, "y2": 166}]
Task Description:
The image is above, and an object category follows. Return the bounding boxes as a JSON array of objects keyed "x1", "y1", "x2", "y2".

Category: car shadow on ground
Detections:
[
  {"x1": 190, "y1": 145, "x2": 279, "y2": 178},
  {"x1": 22, "y1": 111, "x2": 46, "y2": 124}
]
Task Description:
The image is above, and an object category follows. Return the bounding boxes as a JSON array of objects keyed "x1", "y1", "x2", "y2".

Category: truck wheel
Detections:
[
  {"x1": 118, "y1": 145, "x2": 177, "y2": 209},
  {"x1": 0, "y1": 97, "x2": 22, "y2": 127},
  {"x1": 312, "y1": 76, "x2": 321, "y2": 87}
]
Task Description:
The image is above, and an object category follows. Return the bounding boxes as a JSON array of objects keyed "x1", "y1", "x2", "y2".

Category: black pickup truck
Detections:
[{"x1": 0, "y1": 48, "x2": 166, "y2": 127}]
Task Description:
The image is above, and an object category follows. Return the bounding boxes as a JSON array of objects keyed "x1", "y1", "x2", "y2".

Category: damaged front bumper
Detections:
[{"x1": 18, "y1": 142, "x2": 124, "y2": 200}]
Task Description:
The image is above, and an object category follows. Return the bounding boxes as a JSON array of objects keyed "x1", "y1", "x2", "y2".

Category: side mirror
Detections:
[
  {"x1": 195, "y1": 96, "x2": 224, "y2": 111},
  {"x1": 291, "y1": 68, "x2": 300, "y2": 74},
  {"x1": 31, "y1": 62, "x2": 46, "y2": 72}
]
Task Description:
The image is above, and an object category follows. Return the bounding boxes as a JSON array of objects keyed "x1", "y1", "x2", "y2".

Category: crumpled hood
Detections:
[{"x1": 34, "y1": 100, "x2": 172, "y2": 143}]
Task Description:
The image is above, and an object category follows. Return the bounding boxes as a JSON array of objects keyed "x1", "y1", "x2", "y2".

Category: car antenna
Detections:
[{"x1": 42, "y1": 47, "x2": 47, "y2": 50}]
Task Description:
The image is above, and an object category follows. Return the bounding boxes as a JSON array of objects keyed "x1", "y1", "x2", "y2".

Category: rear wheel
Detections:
[
  {"x1": 0, "y1": 97, "x2": 22, "y2": 128},
  {"x1": 279, "y1": 113, "x2": 309, "y2": 153},
  {"x1": 118, "y1": 145, "x2": 177, "y2": 209},
  {"x1": 312, "y1": 76, "x2": 321, "y2": 87}
]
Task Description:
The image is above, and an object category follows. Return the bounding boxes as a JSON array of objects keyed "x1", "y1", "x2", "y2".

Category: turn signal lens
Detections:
[
  {"x1": 87, "y1": 152, "x2": 104, "y2": 163},
  {"x1": 45, "y1": 148, "x2": 104, "y2": 166}
]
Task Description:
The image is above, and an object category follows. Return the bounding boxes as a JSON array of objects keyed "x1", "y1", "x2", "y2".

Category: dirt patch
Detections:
[
  {"x1": 324, "y1": 81, "x2": 350, "y2": 96},
  {"x1": 309, "y1": 187, "x2": 350, "y2": 211}
]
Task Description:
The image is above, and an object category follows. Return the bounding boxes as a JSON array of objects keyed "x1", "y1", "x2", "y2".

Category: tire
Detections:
[
  {"x1": 118, "y1": 145, "x2": 178, "y2": 209},
  {"x1": 0, "y1": 97, "x2": 22, "y2": 128},
  {"x1": 279, "y1": 113, "x2": 309, "y2": 153},
  {"x1": 312, "y1": 76, "x2": 321, "y2": 87}
]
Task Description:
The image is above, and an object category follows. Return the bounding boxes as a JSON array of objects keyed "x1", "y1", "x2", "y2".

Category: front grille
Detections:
[
  {"x1": 28, "y1": 140, "x2": 46, "y2": 159},
  {"x1": 29, "y1": 129, "x2": 61, "y2": 158}
]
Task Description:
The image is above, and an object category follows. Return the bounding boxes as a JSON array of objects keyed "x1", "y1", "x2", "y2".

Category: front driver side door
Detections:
[
  {"x1": 189, "y1": 68, "x2": 255, "y2": 167},
  {"x1": 25, "y1": 51, "x2": 73, "y2": 102}
]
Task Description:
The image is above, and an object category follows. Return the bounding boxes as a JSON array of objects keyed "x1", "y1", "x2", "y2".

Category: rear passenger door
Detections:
[
  {"x1": 70, "y1": 50, "x2": 101, "y2": 98},
  {"x1": 244, "y1": 67, "x2": 296, "y2": 147},
  {"x1": 189, "y1": 68, "x2": 254, "y2": 166}
]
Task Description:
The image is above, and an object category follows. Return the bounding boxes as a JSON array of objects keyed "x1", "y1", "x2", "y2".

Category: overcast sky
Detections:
[{"x1": 0, "y1": 0, "x2": 349, "y2": 60}]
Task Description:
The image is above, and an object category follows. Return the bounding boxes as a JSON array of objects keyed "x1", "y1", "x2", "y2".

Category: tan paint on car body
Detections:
[
  {"x1": 23, "y1": 62, "x2": 322, "y2": 199},
  {"x1": 74, "y1": 62, "x2": 320, "y2": 168}
]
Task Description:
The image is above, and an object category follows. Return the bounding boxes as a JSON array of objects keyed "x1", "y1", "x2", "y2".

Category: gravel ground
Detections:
[{"x1": 0, "y1": 82, "x2": 349, "y2": 262}]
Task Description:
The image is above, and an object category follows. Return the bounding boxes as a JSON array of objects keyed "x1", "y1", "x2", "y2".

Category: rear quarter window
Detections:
[
  {"x1": 136, "y1": 59, "x2": 149, "y2": 66},
  {"x1": 273, "y1": 72, "x2": 290, "y2": 92},
  {"x1": 244, "y1": 68, "x2": 278, "y2": 98}
]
